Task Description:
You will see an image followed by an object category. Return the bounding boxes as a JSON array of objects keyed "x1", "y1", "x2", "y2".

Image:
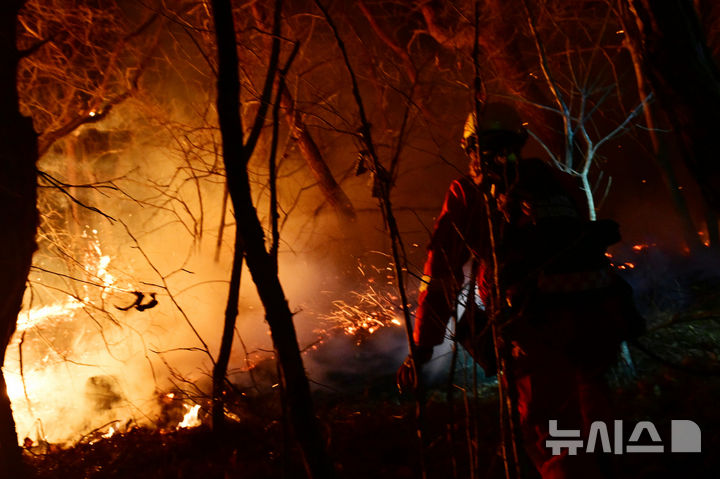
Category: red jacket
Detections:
[
  {"x1": 413, "y1": 158, "x2": 598, "y2": 348},
  {"x1": 414, "y1": 175, "x2": 488, "y2": 347}
]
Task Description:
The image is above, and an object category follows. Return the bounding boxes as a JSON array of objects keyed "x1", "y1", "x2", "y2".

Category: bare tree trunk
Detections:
[
  {"x1": 0, "y1": 2, "x2": 38, "y2": 475},
  {"x1": 210, "y1": 0, "x2": 333, "y2": 477},
  {"x1": 623, "y1": 0, "x2": 720, "y2": 213}
]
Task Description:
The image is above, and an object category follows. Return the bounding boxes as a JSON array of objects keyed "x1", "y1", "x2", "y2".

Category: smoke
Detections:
[
  {"x1": 6, "y1": 95, "x2": 461, "y2": 446},
  {"x1": 7, "y1": 12, "x2": 476, "y2": 445}
]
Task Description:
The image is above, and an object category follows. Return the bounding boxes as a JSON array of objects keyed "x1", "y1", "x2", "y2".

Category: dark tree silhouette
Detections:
[
  {"x1": 623, "y1": 0, "x2": 720, "y2": 213},
  {"x1": 210, "y1": 0, "x2": 333, "y2": 477},
  {"x1": 0, "y1": 1, "x2": 38, "y2": 475}
]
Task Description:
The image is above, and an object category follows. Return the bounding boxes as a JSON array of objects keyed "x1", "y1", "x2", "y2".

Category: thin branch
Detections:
[
  {"x1": 358, "y1": 0, "x2": 417, "y2": 83},
  {"x1": 522, "y1": 0, "x2": 574, "y2": 166},
  {"x1": 36, "y1": 12, "x2": 162, "y2": 155},
  {"x1": 215, "y1": 182, "x2": 229, "y2": 262},
  {"x1": 37, "y1": 170, "x2": 116, "y2": 221},
  {"x1": 526, "y1": 128, "x2": 563, "y2": 168},
  {"x1": 17, "y1": 31, "x2": 63, "y2": 59},
  {"x1": 243, "y1": 0, "x2": 283, "y2": 160},
  {"x1": 591, "y1": 93, "x2": 652, "y2": 154}
]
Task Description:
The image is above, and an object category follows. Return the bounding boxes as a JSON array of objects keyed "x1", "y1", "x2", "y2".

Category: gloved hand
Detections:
[{"x1": 396, "y1": 345, "x2": 433, "y2": 393}]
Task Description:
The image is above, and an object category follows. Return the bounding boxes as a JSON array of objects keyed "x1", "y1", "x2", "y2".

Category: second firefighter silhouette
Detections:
[{"x1": 397, "y1": 101, "x2": 643, "y2": 478}]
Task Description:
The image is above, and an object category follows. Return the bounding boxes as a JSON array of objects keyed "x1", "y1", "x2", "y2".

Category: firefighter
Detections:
[{"x1": 397, "y1": 101, "x2": 642, "y2": 478}]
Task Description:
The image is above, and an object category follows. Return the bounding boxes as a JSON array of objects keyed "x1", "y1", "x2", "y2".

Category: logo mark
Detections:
[{"x1": 546, "y1": 420, "x2": 701, "y2": 455}]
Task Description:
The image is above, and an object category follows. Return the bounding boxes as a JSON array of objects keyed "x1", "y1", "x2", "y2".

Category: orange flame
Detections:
[{"x1": 178, "y1": 404, "x2": 201, "y2": 429}]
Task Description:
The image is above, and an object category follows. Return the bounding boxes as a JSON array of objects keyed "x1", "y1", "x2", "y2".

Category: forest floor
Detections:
[
  {"x1": 22, "y1": 343, "x2": 720, "y2": 479},
  {"x1": 21, "y1": 250, "x2": 720, "y2": 478}
]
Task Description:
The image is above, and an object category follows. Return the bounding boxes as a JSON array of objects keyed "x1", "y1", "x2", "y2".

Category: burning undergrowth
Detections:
[
  {"x1": 5, "y1": 229, "x2": 215, "y2": 449},
  {"x1": 7, "y1": 223, "x2": 419, "y2": 451}
]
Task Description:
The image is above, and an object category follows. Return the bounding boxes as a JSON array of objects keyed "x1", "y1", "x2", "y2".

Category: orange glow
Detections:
[
  {"x1": 631, "y1": 243, "x2": 657, "y2": 253},
  {"x1": 16, "y1": 300, "x2": 83, "y2": 332},
  {"x1": 178, "y1": 404, "x2": 201, "y2": 429},
  {"x1": 6, "y1": 237, "x2": 155, "y2": 446}
]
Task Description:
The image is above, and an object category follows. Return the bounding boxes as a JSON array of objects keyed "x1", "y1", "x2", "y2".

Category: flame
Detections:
[
  {"x1": 83, "y1": 233, "x2": 121, "y2": 300},
  {"x1": 4, "y1": 374, "x2": 26, "y2": 407},
  {"x1": 102, "y1": 425, "x2": 116, "y2": 439},
  {"x1": 178, "y1": 404, "x2": 201, "y2": 429},
  {"x1": 5, "y1": 234, "x2": 148, "y2": 446},
  {"x1": 16, "y1": 300, "x2": 84, "y2": 332}
]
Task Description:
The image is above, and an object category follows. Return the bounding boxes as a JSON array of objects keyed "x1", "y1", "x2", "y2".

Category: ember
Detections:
[
  {"x1": 321, "y1": 291, "x2": 401, "y2": 337},
  {"x1": 316, "y1": 261, "x2": 406, "y2": 344}
]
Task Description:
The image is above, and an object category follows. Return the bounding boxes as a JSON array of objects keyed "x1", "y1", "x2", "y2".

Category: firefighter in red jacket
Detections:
[{"x1": 397, "y1": 102, "x2": 641, "y2": 478}]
